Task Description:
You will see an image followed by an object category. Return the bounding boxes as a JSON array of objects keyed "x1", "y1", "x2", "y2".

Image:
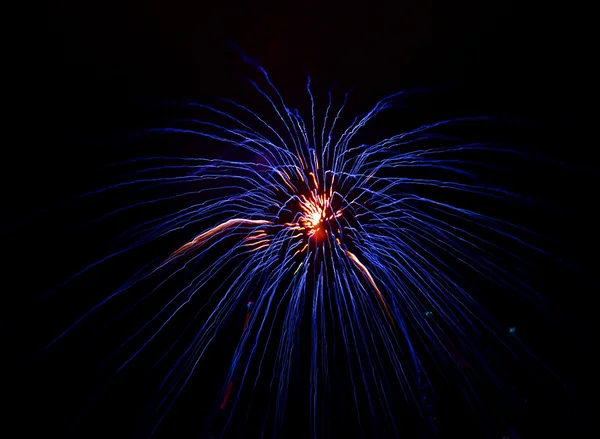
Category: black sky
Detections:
[
  {"x1": 38, "y1": 1, "x2": 591, "y2": 138},
  {"x1": 5, "y1": 1, "x2": 597, "y2": 438}
]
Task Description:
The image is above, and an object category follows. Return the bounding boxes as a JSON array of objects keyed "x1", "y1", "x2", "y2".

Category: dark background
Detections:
[
  {"x1": 5, "y1": 1, "x2": 597, "y2": 438},
  {"x1": 16, "y1": 0, "x2": 596, "y2": 224}
]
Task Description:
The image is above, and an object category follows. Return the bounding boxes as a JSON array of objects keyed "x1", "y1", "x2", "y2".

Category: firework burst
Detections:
[{"x1": 29, "y1": 56, "x2": 562, "y2": 439}]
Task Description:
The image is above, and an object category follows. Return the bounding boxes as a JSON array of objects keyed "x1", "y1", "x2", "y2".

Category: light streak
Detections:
[{"x1": 39, "y1": 53, "x2": 553, "y2": 439}]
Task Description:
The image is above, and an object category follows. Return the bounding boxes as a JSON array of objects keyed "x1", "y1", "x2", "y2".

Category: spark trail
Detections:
[{"x1": 37, "y1": 56, "x2": 554, "y2": 439}]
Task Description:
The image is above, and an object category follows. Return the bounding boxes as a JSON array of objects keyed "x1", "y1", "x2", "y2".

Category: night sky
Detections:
[{"x1": 5, "y1": 1, "x2": 597, "y2": 438}]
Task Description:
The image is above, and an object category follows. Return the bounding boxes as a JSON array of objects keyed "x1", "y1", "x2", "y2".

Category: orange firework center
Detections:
[
  {"x1": 299, "y1": 194, "x2": 327, "y2": 237},
  {"x1": 296, "y1": 192, "x2": 343, "y2": 242},
  {"x1": 275, "y1": 169, "x2": 344, "y2": 248}
]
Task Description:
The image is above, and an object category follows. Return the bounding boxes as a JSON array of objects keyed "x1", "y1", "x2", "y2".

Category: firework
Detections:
[{"x1": 35, "y1": 56, "x2": 555, "y2": 438}]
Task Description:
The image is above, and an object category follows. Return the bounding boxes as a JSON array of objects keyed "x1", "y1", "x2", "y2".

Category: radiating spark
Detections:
[{"x1": 38, "y1": 54, "x2": 554, "y2": 439}]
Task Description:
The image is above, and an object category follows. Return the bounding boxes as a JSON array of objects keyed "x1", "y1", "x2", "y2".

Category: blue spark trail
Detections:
[{"x1": 35, "y1": 55, "x2": 560, "y2": 438}]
